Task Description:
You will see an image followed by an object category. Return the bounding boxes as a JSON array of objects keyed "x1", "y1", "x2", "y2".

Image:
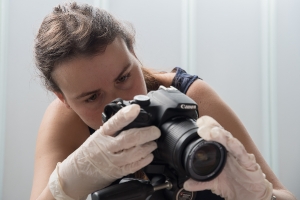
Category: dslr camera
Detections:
[{"x1": 92, "y1": 86, "x2": 227, "y2": 200}]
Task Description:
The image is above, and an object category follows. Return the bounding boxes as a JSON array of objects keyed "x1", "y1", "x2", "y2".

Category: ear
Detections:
[{"x1": 54, "y1": 92, "x2": 71, "y2": 109}]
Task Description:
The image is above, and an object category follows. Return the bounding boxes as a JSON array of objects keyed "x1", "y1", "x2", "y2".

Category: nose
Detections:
[{"x1": 109, "y1": 89, "x2": 135, "y2": 102}]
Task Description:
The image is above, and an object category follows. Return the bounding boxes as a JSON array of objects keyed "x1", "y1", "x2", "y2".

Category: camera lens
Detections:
[
  {"x1": 184, "y1": 139, "x2": 226, "y2": 181},
  {"x1": 191, "y1": 143, "x2": 221, "y2": 176},
  {"x1": 157, "y1": 118, "x2": 226, "y2": 182}
]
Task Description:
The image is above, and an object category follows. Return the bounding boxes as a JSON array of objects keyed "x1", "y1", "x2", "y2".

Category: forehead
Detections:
[{"x1": 52, "y1": 37, "x2": 132, "y2": 93}]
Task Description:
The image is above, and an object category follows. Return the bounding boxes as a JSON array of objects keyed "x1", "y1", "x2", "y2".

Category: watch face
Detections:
[{"x1": 176, "y1": 188, "x2": 195, "y2": 200}]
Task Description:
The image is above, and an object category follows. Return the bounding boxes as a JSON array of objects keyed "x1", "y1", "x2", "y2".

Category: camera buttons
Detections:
[{"x1": 132, "y1": 95, "x2": 150, "y2": 106}]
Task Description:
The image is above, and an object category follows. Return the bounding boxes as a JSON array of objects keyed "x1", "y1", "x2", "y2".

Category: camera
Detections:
[{"x1": 94, "y1": 86, "x2": 227, "y2": 200}]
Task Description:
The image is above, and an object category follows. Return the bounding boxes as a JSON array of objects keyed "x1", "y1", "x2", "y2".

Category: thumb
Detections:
[
  {"x1": 101, "y1": 104, "x2": 141, "y2": 136},
  {"x1": 183, "y1": 178, "x2": 212, "y2": 192}
]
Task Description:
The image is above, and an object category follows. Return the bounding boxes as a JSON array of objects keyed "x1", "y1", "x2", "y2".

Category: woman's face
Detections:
[{"x1": 52, "y1": 37, "x2": 147, "y2": 129}]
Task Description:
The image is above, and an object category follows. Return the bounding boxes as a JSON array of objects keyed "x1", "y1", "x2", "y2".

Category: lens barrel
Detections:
[
  {"x1": 183, "y1": 139, "x2": 226, "y2": 181},
  {"x1": 158, "y1": 118, "x2": 226, "y2": 182}
]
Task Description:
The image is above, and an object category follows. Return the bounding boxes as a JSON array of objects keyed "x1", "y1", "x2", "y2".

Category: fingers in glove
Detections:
[
  {"x1": 196, "y1": 116, "x2": 231, "y2": 145},
  {"x1": 197, "y1": 116, "x2": 258, "y2": 171},
  {"x1": 110, "y1": 126, "x2": 161, "y2": 152},
  {"x1": 196, "y1": 116, "x2": 223, "y2": 132},
  {"x1": 183, "y1": 178, "x2": 211, "y2": 191},
  {"x1": 101, "y1": 104, "x2": 141, "y2": 136},
  {"x1": 122, "y1": 154, "x2": 154, "y2": 174},
  {"x1": 211, "y1": 128, "x2": 258, "y2": 171},
  {"x1": 111, "y1": 141, "x2": 158, "y2": 166}
]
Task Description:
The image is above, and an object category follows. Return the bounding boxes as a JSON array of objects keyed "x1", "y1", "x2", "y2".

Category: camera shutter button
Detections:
[{"x1": 133, "y1": 95, "x2": 150, "y2": 106}]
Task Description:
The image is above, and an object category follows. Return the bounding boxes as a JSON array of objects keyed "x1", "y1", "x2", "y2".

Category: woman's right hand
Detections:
[
  {"x1": 183, "y1": 116, "x2": 273, "y2": 200},
  {"x1": 48, "y1": 104, "x2": 161, "y2": 200}
]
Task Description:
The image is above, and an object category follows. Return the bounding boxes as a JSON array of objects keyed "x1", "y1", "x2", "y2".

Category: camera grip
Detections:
[{"x1": 122, "y1": 110, "x2": 152, "y2": 131}]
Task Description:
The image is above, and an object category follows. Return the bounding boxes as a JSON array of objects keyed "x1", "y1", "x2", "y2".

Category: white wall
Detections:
[
  {"x1": 0, "y1": 0, "x2": 299, "y2": 199},
  {"x1": 276, "y1": 0, "x2": 300, "y2": 192}
]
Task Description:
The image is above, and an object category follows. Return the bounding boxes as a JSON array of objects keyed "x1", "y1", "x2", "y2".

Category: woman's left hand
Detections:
[{"x1": 183, "y1": 116, "x2": 273, "y2": 200}]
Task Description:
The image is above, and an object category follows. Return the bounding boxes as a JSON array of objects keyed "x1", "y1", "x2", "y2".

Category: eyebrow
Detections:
[
  {"x1": 74, "y1": 63, "x2": 131, "y2": 100},
  {"x1": 114, "y1": 63, "x2": 131, "y2": 82},
  {"x1": 75, "y1": 89, "x2": 101, "y2": 100}
]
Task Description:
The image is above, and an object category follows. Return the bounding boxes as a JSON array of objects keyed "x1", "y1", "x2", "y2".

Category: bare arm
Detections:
[
  {"x1": 30, "y1": 98, "x2": 90, "y2": 200},
  {"x1": 186, "y1": 79, "x2": 296, "y2": 200}
]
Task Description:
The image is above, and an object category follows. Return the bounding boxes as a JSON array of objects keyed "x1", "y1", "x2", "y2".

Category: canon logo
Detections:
[{"x1": 180, "y1": 104, "x2": 197, "y2": 109}]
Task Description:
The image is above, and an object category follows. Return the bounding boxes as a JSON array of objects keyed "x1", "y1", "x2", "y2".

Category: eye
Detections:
[
  {"x1": 116, "y1": 73, "x2": 131, "y2": 84},
  {"x1": 85, "y1": 93, "x2": 99, "y2": 103}
]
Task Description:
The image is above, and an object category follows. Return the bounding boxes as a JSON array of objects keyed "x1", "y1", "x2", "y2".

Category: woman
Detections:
[{"x1": 30, "y1": 2, "x2": 295, "y2": 200}]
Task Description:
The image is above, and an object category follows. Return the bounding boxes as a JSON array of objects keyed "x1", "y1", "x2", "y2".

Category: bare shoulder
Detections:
[
  {"x1": 185, "y1": 79, "x2": 235, "y2": 116},
  {"x1": 30, "y1": 98, "x2": 90, "y2": 200},
  {"x1": 38, "y1": 98, "x2": 90, "y2": 150},
  {"x1": 185, "y1": 79, "x2": 226, "y2": 115}
]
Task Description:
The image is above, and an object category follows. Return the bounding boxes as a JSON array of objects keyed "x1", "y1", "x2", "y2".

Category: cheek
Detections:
[
  {"x1": 73, "y1": 105, "x2": 104, "y2": 129},
  {"x1": 134, "y1": 69, "x2": 147, "y2": 94},
  {"x1": 127, "y1": 79, "x2": 147, "y2": 98},
  {"x1": 136, "y1": 81, "x2": 147, "y2": 95},
  {"x1": 119, "y1": 70, "x2": 147, "y2": 98}
]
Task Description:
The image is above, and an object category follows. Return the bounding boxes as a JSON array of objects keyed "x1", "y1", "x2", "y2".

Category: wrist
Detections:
[{"x1": 48, "y1": 163, "x2": 75, "y2": 200}]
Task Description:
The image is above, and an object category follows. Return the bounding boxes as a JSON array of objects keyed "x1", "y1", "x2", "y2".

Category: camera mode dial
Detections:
[{"x1": 131, "y1": 95, "x2": 150, "y2": 107}]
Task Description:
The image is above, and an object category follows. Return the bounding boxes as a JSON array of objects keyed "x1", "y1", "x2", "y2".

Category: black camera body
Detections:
[
  {"x1": 102, "y1": 86, "x2": 199, "y2": 131},
  {"x1": 99, "y1": 86, "x2": 227, "y2": 199}
]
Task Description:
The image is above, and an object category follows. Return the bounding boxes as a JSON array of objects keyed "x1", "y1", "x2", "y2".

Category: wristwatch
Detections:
[{"x1": 271, "y1": 195, "x2": 276, "y2": 200}]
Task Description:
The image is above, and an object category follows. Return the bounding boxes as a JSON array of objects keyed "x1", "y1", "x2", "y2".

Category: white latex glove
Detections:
[
  {"x1": 48, "y1": 104, "x2": 161, "y2": 200},
  {"x1": 183, "y1": 116, "x2": 273, "y2": 200}
]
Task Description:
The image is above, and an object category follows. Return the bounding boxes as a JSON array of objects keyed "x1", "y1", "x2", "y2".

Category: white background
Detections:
[{"x1": 0, "y1": 0, "x2": 299, "y2": 199}]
